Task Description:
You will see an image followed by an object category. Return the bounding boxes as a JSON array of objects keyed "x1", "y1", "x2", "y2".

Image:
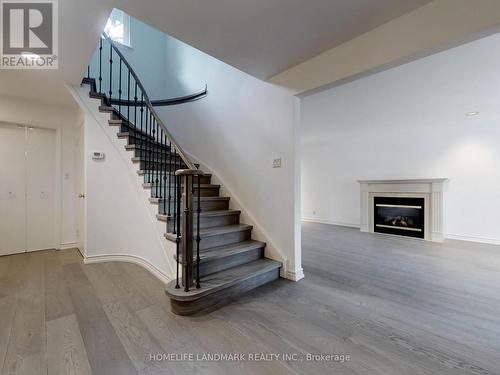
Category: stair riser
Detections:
[
  {"x1": 125, "y1": 140, "x2": 169, "y2": 151},
  {"x1": 197, "y1": 200, "x2": 230, "y2": 212},
  {"x1": 166, "y1": 213, "x2": 240, "y2": 232},
  {"x1": 199, "y1": 229, "x2": 251, "y2": 250},
  {"x1": 142, "y1": 174, "x2": 212, "y2": 185},
  {"x1": 151, "y1": 187, "x2": 219, "y2": 199},
  {"x1": 169, "y1": 266, "x2": 280, "y2": 316},
  {"x1": 125, "y1": 134, "x2": 156, "y2": 145},
  {"x1": 139, "y1": 160, "x2": 188, "y2": 170},
  {"x1": 156, "y1": 199, "x2": 229, "y2": 215},
  {"x1": 199, "y1": 213, "x2": 240, "y2": 229},
  {"x1": 111, "y1": 112, "x2": 126, "y2": 121},
  {"x1": 133, "y1": 149, "x2": 181, "y2": 162},
  {"x1": 199, "y1": 247, "x2": 264, "y2": 277}
]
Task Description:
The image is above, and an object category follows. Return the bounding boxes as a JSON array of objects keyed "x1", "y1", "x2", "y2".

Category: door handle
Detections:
[{"x1": 78, "y1": 193, "x2": 86, "y2": 198}]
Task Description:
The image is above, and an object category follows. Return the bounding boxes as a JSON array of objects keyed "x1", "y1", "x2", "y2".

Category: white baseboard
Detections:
[
  {"x1": 445, "y1": 233, "x2": 500, "y2": 246},
  {"x1": 83, "y1": 254, "x2": 172, "y2": 285},
  {"x1": 302, "y1": 220, "x2": 500, "y2": 247},
  {"x1": 59, "y1": 242, "x2": 78, "y2": 250},
  {"x1": 301, "y1": 217, "x2": 360, "y2": 229}
]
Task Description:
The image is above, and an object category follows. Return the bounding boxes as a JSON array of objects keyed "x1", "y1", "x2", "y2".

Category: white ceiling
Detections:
[
  {"x1": 122, "y1": 0, "x2": 433, "y2": 80},
  {"x1": 0, "y1": 0, "x2": 433, "y2": 108},
  {"x1": 0, "y1": 0, "x2": 113, "y2": 108}
]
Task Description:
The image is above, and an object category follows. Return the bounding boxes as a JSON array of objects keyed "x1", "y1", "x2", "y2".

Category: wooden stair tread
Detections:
[
  {"x1": 156, "y1": 209, "x2": 240, "y2": 221},
  {"x1": 132, "y1": 156, "x2": 191, "y2": 165},
  {"x1": 177, "y1": 240, "x2": 266, "y2": 262},
  {"x1": 117, "y1": 131, "x2": 155, "y2": 140},
  {"x1": 164, "y1": 224, "x2": 252, "y2": 241},
  {"x1": 150, "y1": 196, "x2": 229, "y2": 204},
  {"x1": 99, "y1": 105, "x2": 114, "y2": 112},
  {"x1": 125, "y1": 139, "x2": 172, "y2": 150},
  {"x1": 125, "y1": 144, "x2": 169, "y2": 151},
  {"x1": 200, "y1": 224, "x2": 252, "y2": 237},
  {"x1": 144, "y1": 182, "x2": 220, "y2": 189},
  {"x1": 139, "y1": 169, "x2": 211, "y2": 177},
  {"x1": 89, "y1": 91, "x2": 105, "y2": 99},
  {"x1": 165, "y1": 258, "x2": 281, "y2": 301}
]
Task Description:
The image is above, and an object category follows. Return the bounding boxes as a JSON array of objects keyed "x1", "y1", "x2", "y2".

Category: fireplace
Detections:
[
  {"x1": 374, "y1": 196, "x2": 425, "y2": 239},
  {"x1": 358, "y1": 179, "x2": 447, "y2": 242}
]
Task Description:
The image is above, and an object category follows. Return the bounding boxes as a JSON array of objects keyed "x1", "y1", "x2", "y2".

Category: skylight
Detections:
[{"x1": 104, "y1": 9, "x2": 131, "y2": 47}]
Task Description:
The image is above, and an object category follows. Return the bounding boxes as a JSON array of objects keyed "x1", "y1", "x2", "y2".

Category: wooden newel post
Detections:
[{"x1": 176, "y1": 170, "x2": 198, "y2": 291}]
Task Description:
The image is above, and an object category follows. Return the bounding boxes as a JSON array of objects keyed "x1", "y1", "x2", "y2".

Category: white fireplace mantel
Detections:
[{"x1": 358, "y1": 178, "x2": 448, "y2": 242}]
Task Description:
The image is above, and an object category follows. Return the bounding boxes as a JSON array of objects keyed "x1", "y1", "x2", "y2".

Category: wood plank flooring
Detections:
[{"x1": 1, "y1": 223, "x2": 500, "y2": 374}]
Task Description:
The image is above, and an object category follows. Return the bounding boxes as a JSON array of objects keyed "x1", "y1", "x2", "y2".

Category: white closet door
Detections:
[
  {"x1": 0, "y1": 124, "x2": 27, "y2": 255},
  {"x1": 26, "y1": 127, "x2": 56, "y2": 251}
]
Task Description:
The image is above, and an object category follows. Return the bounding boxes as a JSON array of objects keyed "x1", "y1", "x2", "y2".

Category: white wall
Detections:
[
  {"x1": 69, "y1": 85, "x2": 174, "y2": 283},
  {"x1": 117, "y1": 17, "x2": 170, "y2": 99},
  {"x1": 301, "y1": 32, "x2": 500, "y2": 245},
  {"x1": 0, "y1": 95, "x2": 81, "y2": 248},
  {"x1": 91, "y1": 15, "x2": 203, "y2": 101},
  {"x1": 157, "y1": 40, "x2": 302, "y2": 280}
]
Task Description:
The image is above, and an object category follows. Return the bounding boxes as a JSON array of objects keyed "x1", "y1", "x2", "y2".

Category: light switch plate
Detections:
[
  {"x1": 272, "y1": 157, "x2": 282, "y2": 168},
  {"x1": 92, "y1": 151, "x2": 105, "y2": 160}
]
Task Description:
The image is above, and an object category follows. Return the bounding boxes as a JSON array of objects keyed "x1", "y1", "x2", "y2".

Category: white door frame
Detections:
[{"x1": 75, "y1": 122, "x2": 86, "y2": 255}]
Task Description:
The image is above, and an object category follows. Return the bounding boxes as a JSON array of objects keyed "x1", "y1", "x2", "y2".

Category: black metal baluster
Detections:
[
  {"x1": 118, "y1": 59, "x2": 122, "y2": 116},
  {"x1": 149, "y1": 117, "x2": 155, "y2": 189},
  {"x1": 157, "y1": 129, "x2": 163, "y2": 200},
  {"x1": 183, "y1": 175, "x2": 190, "y2": 293},
  {"x1": 134, "y1": 82, "x2": 138, "y2": 131},
  {"x1": 172, "y1": 148, "x2": 177, "y2": 235},
  {"x1": 163, "y1": 134, "x2": 168, "y2": 204},
  {"x1": 98, "y1": 38, "x2": 102, "y2": 93},
  {"x1": 140, "y1": 93, "x2": 145, "y2": 179},
  {"x1": 175, "y1": 148, "x2": 179, "y2": 231},
  {"x1": 140, "y1": 93, "x2": 144, "y2": 134},
  {"x1": 196, "y1": 174, "x2": 201, "y2": 288},
  {"x1": 149, "y1": 113, "x2": 153, "y2": 185},
  {"x1": 87, "y1": 65, "x2": 90, "y2": 79},
  {"x1": 109, "y1": 44, "x2": 113, "y2": 101},
  {"x1": 127, "y1": 71, "x2": 130, "y2": 125},
  {"x1": 168, "y1": 140, "x2": 172, "y2": 217},
  {"x1": 175, "y1": 174, "x2": 181, "y2": 289},
  {"x1": 143, "y1": 111, "x2": 150, "y2": 185}
]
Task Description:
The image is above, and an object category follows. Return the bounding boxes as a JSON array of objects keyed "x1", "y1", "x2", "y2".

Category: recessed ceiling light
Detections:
[{"x1": 465, "y1": 111, "x2": 479, "y2": 116}]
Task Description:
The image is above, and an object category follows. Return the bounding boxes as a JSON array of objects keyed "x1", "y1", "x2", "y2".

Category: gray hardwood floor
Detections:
[{"x1": 1, "y1": 223, "x2": 500, "y2": 374}]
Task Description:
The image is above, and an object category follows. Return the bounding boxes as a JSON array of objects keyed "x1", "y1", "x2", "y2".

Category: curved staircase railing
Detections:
[{"x1": 83, "y1": 33, "x2": 204, "y2": 292}]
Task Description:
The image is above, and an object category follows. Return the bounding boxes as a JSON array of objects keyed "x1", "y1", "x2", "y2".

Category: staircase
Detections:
[{"x1": 83, "y1": 33, "x2": 281, "y2": 315}]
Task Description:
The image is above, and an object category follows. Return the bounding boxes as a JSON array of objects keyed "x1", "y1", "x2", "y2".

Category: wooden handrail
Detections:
[{"x1": 101, "y1": 33, "x2": 196, "y2": 170}]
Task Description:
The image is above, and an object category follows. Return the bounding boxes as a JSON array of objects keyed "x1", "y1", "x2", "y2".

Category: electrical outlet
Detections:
[{"x1": 272, "y1": 157, "x2": 282, "y2": 168}]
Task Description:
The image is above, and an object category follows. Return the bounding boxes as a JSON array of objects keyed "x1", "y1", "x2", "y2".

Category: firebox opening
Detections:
[{"x1": 374, "y1": 196, "x2": 425, "y2": 239}]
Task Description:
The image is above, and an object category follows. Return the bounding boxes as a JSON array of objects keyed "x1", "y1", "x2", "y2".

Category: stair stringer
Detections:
[{"x1": 68, "y1": 84, "x2": 176, "y2": 283}]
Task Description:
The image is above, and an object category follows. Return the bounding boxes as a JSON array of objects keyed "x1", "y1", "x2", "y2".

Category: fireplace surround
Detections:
[{"x1": 358, "y1": 179, "x2": 448, "y2": 242}]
